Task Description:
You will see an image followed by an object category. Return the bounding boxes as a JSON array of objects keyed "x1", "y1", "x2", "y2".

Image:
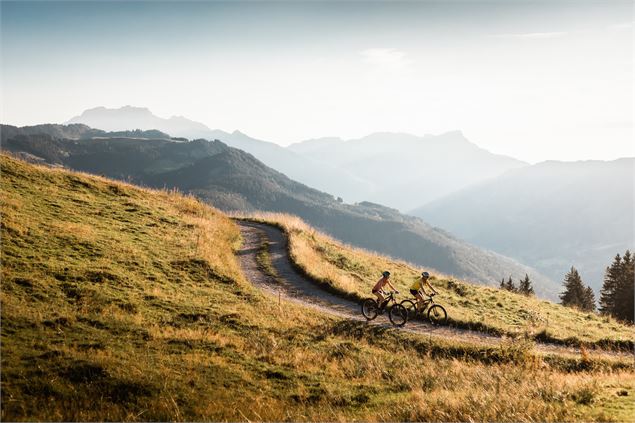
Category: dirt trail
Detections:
[{"x1": 236, "y1": 221, "x2": 628, "y2": 358}]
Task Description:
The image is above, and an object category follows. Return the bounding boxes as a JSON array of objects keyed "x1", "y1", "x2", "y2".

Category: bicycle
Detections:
[
  {"x1": 400, "y1": 293, "x2": 448, "y2": 325},
  {"x1": 361, "y1": 291, "x2": 408, "y2": 326}
]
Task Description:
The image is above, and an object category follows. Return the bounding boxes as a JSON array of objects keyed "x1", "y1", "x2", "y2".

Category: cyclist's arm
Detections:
[
  {"x1": 386, "y1": 280, "x2": 398, "y2": 292},
  {"x1": 424, "y1": 279, "x2": 438, "y2": 295}
]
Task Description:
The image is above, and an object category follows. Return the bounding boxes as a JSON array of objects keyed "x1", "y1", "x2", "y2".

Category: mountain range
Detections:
[
  {"x1": 1, "y1": 123, "x2": 558, "y2": 297},
  {"x1": 67, "y1": 106, "x2": 526, "y2": 210},
  {"x1": 289, "y1": 131, "x2": 526, "y2": 210}
]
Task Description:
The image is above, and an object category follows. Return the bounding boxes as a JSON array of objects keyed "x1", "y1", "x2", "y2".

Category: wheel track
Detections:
[{"x1": 236, "y1": 221, "x2": 629, "y2": 358}]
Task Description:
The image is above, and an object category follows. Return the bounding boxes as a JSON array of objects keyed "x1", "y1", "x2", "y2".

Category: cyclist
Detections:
[
  {"x1": 372, "y1": 271, "x2": 398, "y2": 308},
  {"x1": 410, "y1": 271, "x2": 438, "y2": 307}
]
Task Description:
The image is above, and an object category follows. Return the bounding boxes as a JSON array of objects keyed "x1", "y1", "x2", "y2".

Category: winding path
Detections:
[{"x1": 236, "y1": 221, "x2": 627, "y2": 358}]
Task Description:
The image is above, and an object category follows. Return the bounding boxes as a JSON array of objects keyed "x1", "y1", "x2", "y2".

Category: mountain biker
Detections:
[
  {"x1": 410, "y1": 271, "x2": 438, "y2": 307},
  {"x1": 372, "y1": 271, "x2": 398, "y2": 308}
]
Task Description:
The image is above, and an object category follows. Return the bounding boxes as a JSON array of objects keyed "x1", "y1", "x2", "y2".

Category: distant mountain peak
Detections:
[
  {"x1": 66, "y1": 106, "x2": 214, "y2": 139},
  {"x1": 437, "y1": 130, "x2": 469, "y2": 141},
  {"x1": 121, "y1": 105, "x2": 149, "y2": 111}
]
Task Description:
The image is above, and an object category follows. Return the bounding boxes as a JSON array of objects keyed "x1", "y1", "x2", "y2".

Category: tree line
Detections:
[
  {"x1": 559, "y1": 250, "x2": 633, "y2": 323},
  {"x1": 499, "y1": 274, "x2": 535, "y2": 296},
  {"x1": 499, "y1": 250, "x2": 633, "y2": 324}
]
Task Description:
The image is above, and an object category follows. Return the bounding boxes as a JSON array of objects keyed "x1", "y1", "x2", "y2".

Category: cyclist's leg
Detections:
[
  {"x1": 378, "y1": 289, "x2": 389, "y2": 308},
  {"x1": 373, "y1": 289, "x2": 384, "y2": 305},
  {"x1": 409, "y1": 288, "x2": 420, "y2": 305},
  {"x1": 415, "y1": 289, "x2": 425, "y2": 307}
]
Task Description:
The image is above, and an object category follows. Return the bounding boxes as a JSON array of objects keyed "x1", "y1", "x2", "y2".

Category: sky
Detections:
[{"x1": 1, "y1": 0, "x2": 633, "y2": 163}]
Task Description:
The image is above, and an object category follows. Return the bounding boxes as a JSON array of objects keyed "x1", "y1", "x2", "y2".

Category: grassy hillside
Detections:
[
  {"x1": 243, "y1": 213, "x2": 634, "y2": 349},
  {"x1": 1, "y1": 155, "x2": 633, "y2": 421}
]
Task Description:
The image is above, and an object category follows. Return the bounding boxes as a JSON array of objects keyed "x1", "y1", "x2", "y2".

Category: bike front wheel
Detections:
[
  {"x1": 428, "y1": 304, "x2": 447, "y2": 325},
  {"x1": 400, "y1": 300, "x2": 418, "y2": 321},
  {"x1": 389, "y1": 304, "x2": 408, "y2": 327},
  {"x1": 361, "y1": 298, "x2": 379, "y2": 320}
]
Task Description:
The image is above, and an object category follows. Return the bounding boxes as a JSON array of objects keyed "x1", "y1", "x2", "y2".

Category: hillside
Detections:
[
  {"x1": 1, "y1": 123, "x2": 172, "y2": 142},
  {"x1": 244, "y1": 213, "x2": 634, "y2": 348},
  {"x1": 2, "y1": 155, "x2": 634, "y2": 421},
  {"x1": 412, "y1": 159, "x2": 635, "y2": 291},
  {"x1": 1, "y1": 124, "x2": 558, "y2": 297}
]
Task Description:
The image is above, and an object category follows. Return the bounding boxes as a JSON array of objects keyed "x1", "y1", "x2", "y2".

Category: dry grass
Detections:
[{"x1": 2, "y1": 155, "x2": 634, "y2": 422}]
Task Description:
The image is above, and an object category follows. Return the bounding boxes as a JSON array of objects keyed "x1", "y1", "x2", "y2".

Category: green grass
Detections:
[
  {"x1": 2, "y1": 155, "x2": 634, "y2": 422},
  {"x1": 242, "y1": 213, "x2": 634, "y2": 351}
]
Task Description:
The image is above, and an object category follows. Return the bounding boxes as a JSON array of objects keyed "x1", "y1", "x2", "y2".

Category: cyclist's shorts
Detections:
[
  {"x1": 410, "y1": 289, "x2": 419, "y2": 297},
  {"x1": 372, "y1": 288, "x2": 383, "y2": 294}
]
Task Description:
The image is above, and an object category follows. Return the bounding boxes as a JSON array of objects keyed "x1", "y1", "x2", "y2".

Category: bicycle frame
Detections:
[
  {"x1": 412, "y1": 295, "x2": 435, "y2": 314},
  {"x1": 379, "y1": 291, "x2": 398, "y2": 307}
]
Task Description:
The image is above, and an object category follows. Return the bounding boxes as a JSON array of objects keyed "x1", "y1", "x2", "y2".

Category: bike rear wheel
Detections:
[
  {"x1": 428, "y1": 304, "x2": 447, "y2": 325},
  {"x1": 389, "y1": 304, "x2": 408, "y2": 326},
  {"x1": 361, "y1": 298, "x2": 379, "y2": 320},
  {"x1": 400, "y1": 300, "x2": 418, "y2": 321}
]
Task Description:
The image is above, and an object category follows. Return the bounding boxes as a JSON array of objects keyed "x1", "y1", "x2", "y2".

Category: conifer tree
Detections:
[
  {"x1": 500, "y1": 277, "x2": 506, "y2": 290},
  {"x1": 599, "y1": 254, "x2": 621, "y2": 315},
  {"x1": 505, "y1": 276, "x2": 516, "y2": 292},
  {"x1": 614, "y1": 250, "x2": 634, "y2": 323},
  {"x1": 581, "y1": 286, "x2": 596, "y2": 312},
  {"x1": 518, "y1": 274, "x2": 534, "y2": 296},
  {"x1": 560, "y1": 267, "x2": 586, "y2": 309}
]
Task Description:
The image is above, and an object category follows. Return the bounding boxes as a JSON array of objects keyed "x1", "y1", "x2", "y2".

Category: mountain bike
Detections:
[
  {"x1": 361, "y1": 291, "x2": 408, "y2": 326},
  {"x1": 400, "y1": 293, "x2": 447, "y2": 325}
]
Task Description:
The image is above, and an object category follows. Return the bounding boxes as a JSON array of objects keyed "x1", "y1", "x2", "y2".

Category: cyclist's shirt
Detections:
[
  {"x1": 372, "y1": 277, "x2": 388, "y2": 292},
  {"x1": 410, "y1": 278, "x2": 423, "y2": 291}
]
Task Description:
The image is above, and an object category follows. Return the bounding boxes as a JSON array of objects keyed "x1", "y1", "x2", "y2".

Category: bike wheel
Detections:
[
  {"x1": 389, "y1": 304, "x2": 408, "y2": 327},
  {"x1": 428, "y1": 304, "x2": 447, "y2": 325},
  {"x1": 400, "y1": 300, "x2": 418, "y2": 321},
  {"x1": 361, "y1": 298, "x2": 379, "y2": 320}
]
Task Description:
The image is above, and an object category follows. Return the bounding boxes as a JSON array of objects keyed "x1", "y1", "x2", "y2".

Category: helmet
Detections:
[
  {"x1": 421, "y1": 271, "x2": 430, "y2": 278},
  {"x1": 382, "y1": 271, "x2": 390, "y2": 277}
]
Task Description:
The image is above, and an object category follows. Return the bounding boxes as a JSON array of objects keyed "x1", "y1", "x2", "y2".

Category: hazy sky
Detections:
[{"x1": 1, "y1": 1, "x2": 632, "y2": 163}]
